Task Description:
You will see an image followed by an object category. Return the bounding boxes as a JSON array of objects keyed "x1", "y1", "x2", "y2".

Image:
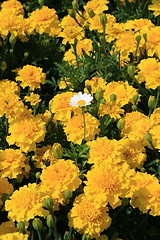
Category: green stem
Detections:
[
  {"x1": 37, "y1": 231, "x2": 43, "y2": 240},
  {"x1": 82, "y1": 110, "x2": 86, "y2": 141},
  {"x1": 50, "y1": 210, "x2": 58, "y2": 240}
]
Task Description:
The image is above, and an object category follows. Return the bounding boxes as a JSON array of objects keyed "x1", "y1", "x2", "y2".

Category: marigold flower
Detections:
[
  {"x1": 7, "y1": 116, "x2": 46, "y2": 152},
  {"x1": 15, "y1": 65, "x2": 46, "y2": 90},
  {"x1": 84, "y1": 163, "x2": 131, "y2": 208},
  {"x1": 68, "y1": 194, "x2": 111, "y2": 239},
  {"x1": 86, "y1": 137, "x2": 125, "y2": 166},
  {"x1": 84, "y1": 0, "x2": 109, "y2": 15},
  {"x1": 69, "y1": 92, "x2": 93, "y2": 107},
  {"x1": 63, "y1": 112, "x2": 100, "y2": 144},
  {"x1": 85, "y1": 76, "x2": 106, "y2": 94},
  {"x1": 24, "y1": 92, "x2": 41, "y2": 106},
  {"x1": 146, "y1": 26, "x2": 160, "y2": 58},
  {"x1": 0, "y1": 177, "x2": 13, "y2": 208},
  {"x1": 1, "y1": 0, "x2": 24, "y2": 16},
  {"x1": 148, "y1": 0, "x2": 160, "y2": 17},
  {"x1": 0, "y1": 221, "x2": 17, "y2": 235},
  {"x1": 49, "y1": 92, "x2": 81, "y2": 122},
  {"x1": 5, "y1": 183, "x2": 49, "y2": 222},
  {"x1": 0, "y1": 149, "x2": 30, "y2": 179},
  {"x1": 40, "y1": 159, "x2": 81, "y2": 205},
  {"x1": 0, "y1": 232, "x2": 28, "y2": 240},
  {"x1": 98, "y1": 100, "x2": 124, "y2": 119},
  {"x1": 0, "y1": 79, "x2": 20, "y2": 95},
  {"x1": 59, "y1": 25, "x2": 84, "y2": 45},
  {"x1": 136, "y1": 58, "x2": 160, "y2": 89}
]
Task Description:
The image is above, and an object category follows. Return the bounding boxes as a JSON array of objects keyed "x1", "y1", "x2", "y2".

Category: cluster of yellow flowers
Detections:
[{"x1": 0, "y1": 0, "x2": 160, "y2": 239}]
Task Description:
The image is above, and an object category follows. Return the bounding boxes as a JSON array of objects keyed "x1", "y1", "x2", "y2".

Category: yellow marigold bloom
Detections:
[
  {"x1": 121, "y1": 111, "x2": 148, "y2": 136},
  {"x1": 136, "y1": 58, "x2": 160, "y2": 89},
  {"x1": 0, "y1": 149, "x2": 30, "y2": 179},
  {"x1": 0, "y1": 232, "x2": 28, "y2": 240},
  {"x1": 68, "y1": 194, "x2": 111, "y2": 239},
  {"x1": 0, "y1": 221, "x2": 17, "y2": 235},
  {"x1": 130, "y1": 172, "x2": 160, "y2": 215},
  {"x1": 63, "y1": 112, "x2": 100, "y2": 145},
  {"x1": 87, "y1": 137, "x2": 125, "y2": 166},
  {"x1": 7, "y1": 116, "x2": 46, "y2": 152},
  {"x1": 40, "y1": 159, "x2": 81, "y2": 205},
  {"x1": 84, "y1": 163, "x2": 130, "y2": 208},
  {"x1": 15, "y1": 65, "x2": 46, "y2": 90},
  {"x1": 124, "y1": 18, "x2": 154, "y2": 33},
  {"x1": 0, "y1": 79, "x2": 20, "y2": 95},
  {"x1": 84, "y1": 0, "x2": 109, "y2": 15},
  {"x1": 118, "y1": 138, "x2": 146, "y2": 169},
  {"x1": 63, "y1": 39, "x2": 93, "y2": 64},
  {"x1": 24, "y1": 92, "x2": 41, "y2": 106},
  {"x1": 60, "y1": 14, "x2": 84, "y2": 29},
  {"x1": 0, "y1": 93, "x2": 24, "y2": 120},
  {"x1": 29, "y1": 6, "x2": 60, "y2": 36},
  {"x1": 149, "y1": 125, "x2": 160, "y2": 150},
  {"x1": 32, "y1": 145, "x2": 57, "y2": 169},
  {"x1": 1, "y1": 0, "x2": 24, "y2": 16},
  {"x1": 148, "y1": 0, "x2": 160, "y2": 17},
  {"x1": 98, "y1": 100, "x2": 124, "y2": 119},
  {"x1": 85, "y1": 76, "x2": 106, "y2": 94},
  {"x1": 146, "y1": 26, "x2": 160, "y2": 58},
  {"x1": 5, "y1": 183, "x2": 49, "y2": 222},
  {"x1": 103, "y1": 81, "x2": 139, "y2": 106},
  {"x1": 106, "y1": 22, "x2": 126, "y2": 43},
  {"x1": 49, "y1": 92, "x2": 81, "y2": 122},
  {"x1": 0, "y1": 9, "x2": 26, "y2": 39},
  {"x1": 59, "y1": 25, "x2": 84, "y2": 45},
  {"x1": 150, "y1": 108, "x2": 160, "y2": 125},
  {"x1": 0, "y1": 177, "x2": 13, "y2": 208}
]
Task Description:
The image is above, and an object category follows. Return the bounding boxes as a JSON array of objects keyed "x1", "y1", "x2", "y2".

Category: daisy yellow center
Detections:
[{"x1": 77, "y1": 100, "x2": 86, "y2": 106}]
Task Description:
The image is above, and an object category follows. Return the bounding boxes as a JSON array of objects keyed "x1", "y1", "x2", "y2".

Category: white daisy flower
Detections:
[{"x1": 69, "y1": 92, "x2": 93, "y2": 107}]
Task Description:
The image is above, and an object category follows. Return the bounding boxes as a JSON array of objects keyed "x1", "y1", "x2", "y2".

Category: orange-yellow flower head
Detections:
[
  {"x1": 63, "y1": 112, "x2": 100, "y2": 145},
  {"x1": 0, "y1": 148, "x2": 30, "y2": 179},
  {"x1": 0, "y1": 232, "x2": 28, "y2": 240},
  {"x1": 68, "y1": 194, "x2": 111, "y2": 239},
  {"x1": 5, "y1": 183, "x2": 49, "y2": 222},
  {"x1": 7, "y1": 116, "x2": 46, "y2": 152},
  {"x1": 40, "y1": 159, "x2": 81, "y2": 205},
  {"x1": 15, "y1": 65, "x2": 46, "y2": 90},
  {"x1": 148, "y1": 0, "x2": 160, "y2": 17}
]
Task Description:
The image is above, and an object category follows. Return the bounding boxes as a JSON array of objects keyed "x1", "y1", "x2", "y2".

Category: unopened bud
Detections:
[
  {"x1": 72, "y1": 0, "x2": 79, "y2": 12},
  {"x1": 36, "y1": 172, "x2": 41, "y2": 180},
  {"x1": 68, "y1": 9, "x2": 76, "y2": 18},
  {"x1": 117, "y1": 118, "x2": 125, "y2": 131},
  {"x1": 46, "y1": 214, "x2": 54, "y2": 228},
  {"x1": 17, "y1": 221, "x2": 26, "y2": 234},
  {"x1": 127, "y1": 64, "x2": 135, "y2": 77},
  {"x1": 132, "y1": 104, "x2": 137, "y2": 111},
  {"x1": 38, "y1": 0, "x2": 44, "y2": 7},
  {"x1": 110, "y1": 94, "x2": 116, "y2": 102},
  {"x1": 0, "y1": 61, "x2": 7, "y2": 72},
  {"x1": 32, "y1": 218, "x2": 43, "y2": 231},
  {"x1": 135, "y1": 35, "x2": 141, "y2": 45},
  {"x1": 95, "y1": 90, "x2": 104, "y2": 101},
  {"x1": 9, "y1": 36, "x2": 16, "y2": 49},
  {"x1": 148, "y1": 95, "x2": 156, "y2": 109},
  {"x1": 64, "y1": 190, "x2": 73, "y2": 199},
  {"x1": 145, "y1": 132, "x2": 152, "y2": 144},
  {"x1": 24, "y1": 52, "x2": 29, "y2": 59},
  {"x1": 52, "y1": 143, "x2": 63, "y2": 159},
  {"x1": 132, "y1": 95, "x2": 139, "y2": 104},
  {"x1": 88, "y1": 9, "x2": 95, "y2": 18},
  {"x1": 43, "y1": 198, "x2": 54, "y2": 210},
  {"x1": 100, "y1": 14, "x2": 107, "y2": 29}
]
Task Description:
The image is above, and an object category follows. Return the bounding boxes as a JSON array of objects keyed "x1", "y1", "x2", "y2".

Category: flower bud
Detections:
[
  {"x1": 9, "y1": 36, "x2": 16, "y2": 49},
  {"x1": 32, "y1": 218, "x2": 43, "y2": 231},
  {"x1": 132, "y1": 104, "x2": 137, "y2": 111},
  {"x1": 46, "y1": 214, "x2": 54, "y2": 228},
  {"x1": 100, "y1": 14, "x2": 107, "y2": 31},
  {"x1": 43, "y1": 198, "x2": 54, "y2": 210},
  {"x1": 38, "y1": 0, "x2": 44, "y2": 7},
  {"x1": 52, "y1": 143, "x2": 63, "y2": 159},
  {"x1": 72, "y1": 0, "x2": 79, "y2": 12},
  {"x1": 64, "y1": 190, "x2": 73, "y2": 199},
  {"x1": 68, "y1": 9, "x2": 76, "y2": 19},
  {"x1": 88, "y1": 9, "x2": 95, "y2": 18},
  {"x1": 95, "y1": 90, "x2": 104, "y2": 101},
  {"x1": 135, "y1": 35, "x2": 141, "y2": 45},
  {"x1": 0, "y1": 61, "x2": 7, "y2": 72},
  {"x1": 110, "y1": 94, "x2": 116, "y2": 102},
  {"x1": 148, "y1": 95, "x2": 156, "y2": 109},
  {"x1": 17, "y1": 221, "x2": 26, "y2": 234},
  {"x1": 117, "y1": 118, "x2": 125, "y2": 131},
  {"x1": 127, "y1": 64, "x2": 135, "y2": 77},
  {"x1": 24, "y1": 52, "x2": 29, "y2": 59},
  {"x1": 132, "y1": 95, "x2": 139, "y2": 104},
  {"x1": 145, "y1": 132, "x2": 152, "y2": 144}
]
